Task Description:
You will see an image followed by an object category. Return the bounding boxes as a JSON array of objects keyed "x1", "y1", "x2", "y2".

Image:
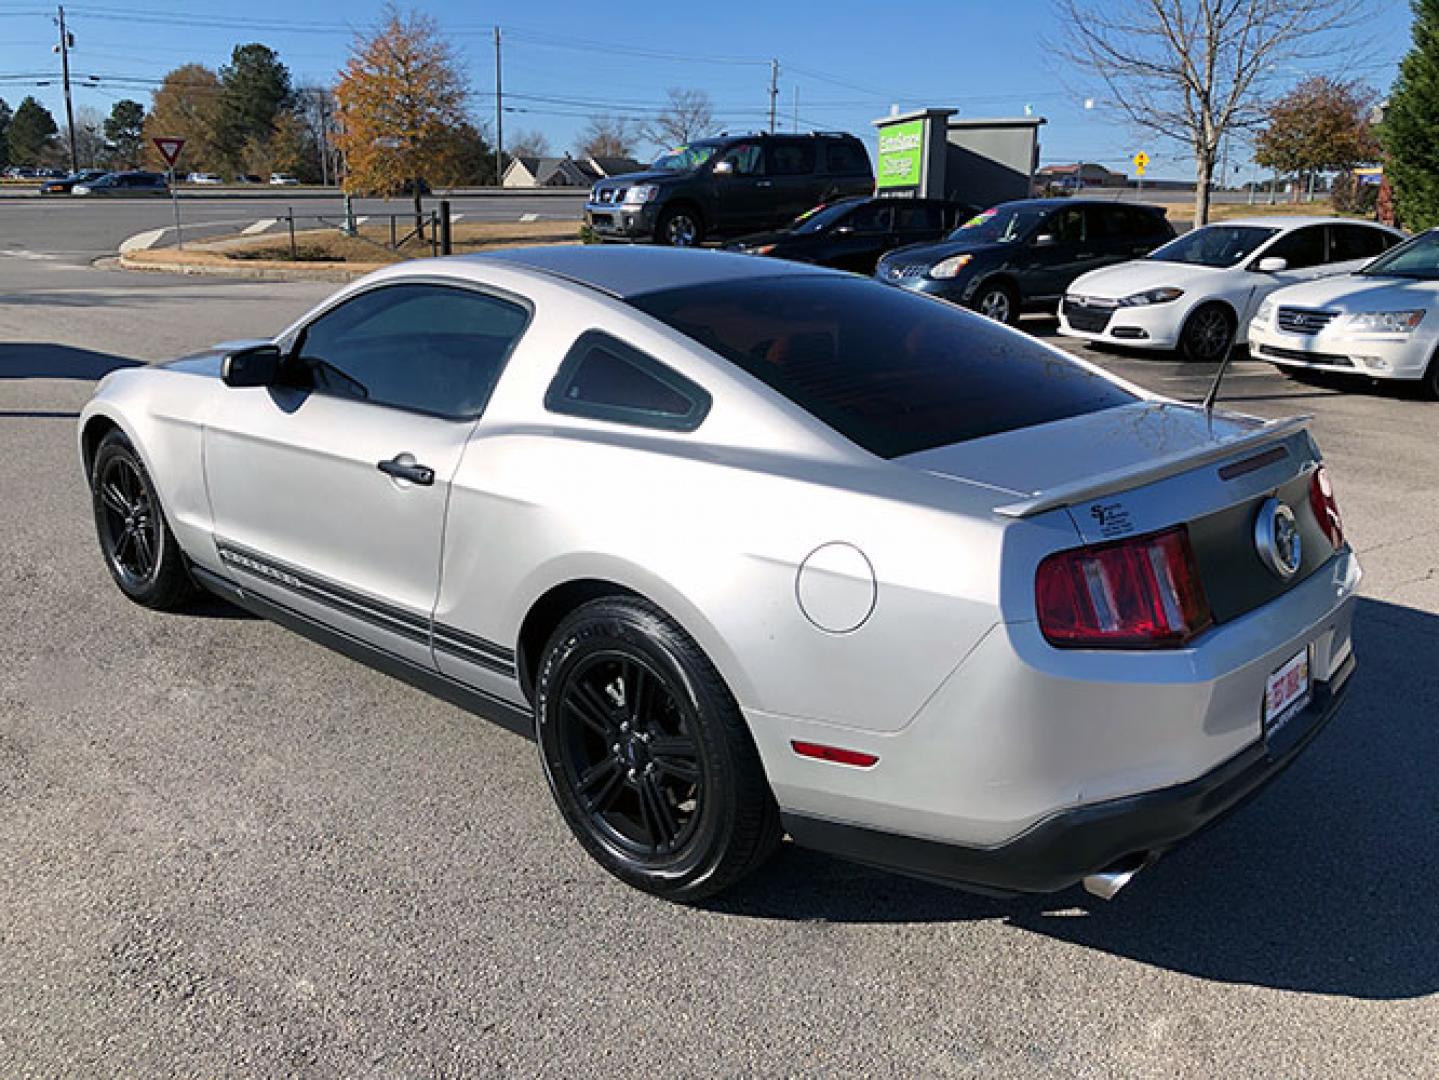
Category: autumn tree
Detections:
[
  {"x1": 575, "y1": 114, "x2": 638, "y2": 159},
  {"x1": 1054, "y1": 0, "x2": 1365, "y2": 225},
  {"x1": 335, "y1": 7, "x2": 470, "y2": 233},
  {"x1": 1383, "y1": 0, "x2": 1439, "y2": 229},
  {"x1": 8, "y1": 96, "x2": 58, "y2": 165},
  {"x1": 103, "y1": 99, "x2": 146, "y2": 168},
  {"x1": 643, "y1": 88, "x2": 714, "y2": 149},
  {"x1": 1255, "y1": 77, "x2": 1379, "y2": 197},
  {"x1": 143, "y1": 65, "x2": 224, "y2": 172}
]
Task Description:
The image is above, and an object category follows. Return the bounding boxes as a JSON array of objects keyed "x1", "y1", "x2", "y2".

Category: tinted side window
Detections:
[
  {"x1": 294, "y1": 283, "x2": 530, "y2": 418},
  {"x1": 1262, "y1": 226, "x2": 1327, "y2": 269},
  {"x1": 769, "y1": 141, "x2": 817, "y2": 176},
  {"x1": 630, "y1": 277, "x2": 1134, "y2": 458},
  {"x1": 893, "y1": 203, "x2": 944, "y2": 233},
  {"x1": 1045, "y1": 207, "x2": 1085, "y2": 243},
  {"x1": 844, "y1": 202, "x2": 892, "y2": 232},
  {"x1": 546, "y1": 331, "x2": 710, "y2": 432},
  {"x1": 1329, "y1": 223, "x2": 1395, "y2": 262},
  {"x1": 824, "y1": 141, "x2": 869, "y2": 174},
  {"x1": 716, "y1": 143, "x2": 763, "y2": 176}
]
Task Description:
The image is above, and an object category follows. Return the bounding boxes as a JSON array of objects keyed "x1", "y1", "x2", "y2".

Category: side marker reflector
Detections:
[{"x1": 791, "y1": 740, "x2": 879, "y2": 768}]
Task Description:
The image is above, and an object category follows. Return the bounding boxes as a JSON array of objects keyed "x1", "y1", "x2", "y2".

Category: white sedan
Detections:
[
  {"x1": 1059, "y1": 217, "x2": 1404, "y2": 362},
  {"x1": 1250, "y1": 228, "x2": 1439, "y2": 397},
  {"x1": 78, "y1": 248, "x2": 1358, "y2": 902}
]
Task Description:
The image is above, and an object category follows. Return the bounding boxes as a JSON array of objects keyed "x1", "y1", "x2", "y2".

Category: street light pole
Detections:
[
  {"x1": 494, "y1": 26, "x2": 504, "y2": 186},
  {"x1": 56, "y1": 5, "x2": 77, "y2": 173}
]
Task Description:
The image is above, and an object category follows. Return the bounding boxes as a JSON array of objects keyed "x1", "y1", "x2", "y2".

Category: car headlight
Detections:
[
  {"x1": 928, "y1": 254, "x2": 973, "y2": 279},
  {"x1": 622, "y1": 184, "x2": 659, "y2": 205},
  {"x1": 1255, "y1": 298, "x2": 1275, "y2": 324},
  {"x1": 1119, "y1": 287, "x2": 1184, "y2": 307},
  {"x1": 1345, "y1": 309, "x2": 1426, "y2": 333}
]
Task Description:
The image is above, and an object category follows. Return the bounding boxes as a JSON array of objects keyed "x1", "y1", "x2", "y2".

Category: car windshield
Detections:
[
  {"x1": 947, "y1": 204, "x2": 1048, "y2": 243},
  {"x1": 1360, "y1": 230, "x2": 1439, "y2": 279},
  {"x1": 629, "y1": 275, "x2": 1135, "y2": 458},
  {"x1": 789, "y1": 200, "x2": 865, "y2": 235},
  {"x1": 651, "y1": 142, "x2": 720, "y2": 173},
  {"x1": 1147, "y1": 225, "x2": 1279, "y2": 268}
]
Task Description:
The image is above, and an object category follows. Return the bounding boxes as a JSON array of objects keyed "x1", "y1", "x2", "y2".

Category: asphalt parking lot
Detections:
[{"x1": 1, "y1": 243, "x2": 1436, "y2": 1077}]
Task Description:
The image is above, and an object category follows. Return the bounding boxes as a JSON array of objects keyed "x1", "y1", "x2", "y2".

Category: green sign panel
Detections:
[{"x1": 876, "y1": 119, "x2": 924, "y2": 190}]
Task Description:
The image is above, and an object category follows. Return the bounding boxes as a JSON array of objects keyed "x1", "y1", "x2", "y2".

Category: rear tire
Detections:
[
  {"x1": 535, "y1": 597, "x2": 780, "y2": 902},
  {"x1": 1178, "y1": 303, "x2": 1236, "y2": 364},
  {"x1": 90, "y1": 431, "x2": 198, "y2": 610}
]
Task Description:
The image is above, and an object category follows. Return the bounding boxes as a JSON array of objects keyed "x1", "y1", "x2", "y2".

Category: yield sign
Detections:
[{"x1": 152, "y1": 136, "x2": 186, "y2": 167}]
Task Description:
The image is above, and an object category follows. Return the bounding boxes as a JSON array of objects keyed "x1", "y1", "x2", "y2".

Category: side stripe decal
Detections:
[{"x1": 216, "y1": 541, "x2": 516, "y2": 677}]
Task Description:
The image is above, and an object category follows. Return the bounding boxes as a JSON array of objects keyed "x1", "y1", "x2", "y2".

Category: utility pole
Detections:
[
  {"x1": 792, "y1": 86, "x2": 799, "y2": 133},
  {"x1": 494, "y1": 26, "x2": 504, "y2": 187},
  {"x1": 56, "y1": 5, "x2": 77, "y2": 172},
  {"x1": 768, "y1": 59, "x2": 779, "y2": 134}
]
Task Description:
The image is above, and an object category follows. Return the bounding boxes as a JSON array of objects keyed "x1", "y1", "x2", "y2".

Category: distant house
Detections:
[
  {"x1": 502, "y1": 153, "x2": 645, "y2": 188},
  {"x1": 1036, "y1": 162, "x2": 1128, "y2": 189}
]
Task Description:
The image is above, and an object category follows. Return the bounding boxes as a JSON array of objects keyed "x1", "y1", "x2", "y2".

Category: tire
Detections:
[
  {"x1": 969, "y1": 280, "x2": 1019, "y2": 325},
  {"x1": 1178, "y1": 303, "x2": 1236, "y2": 364},
  {"x1": 1421, "y1": 353, "x2": 1439, "y2": 400},
  {"x1": 654, "y1": 205, "x2": 704, "y2": 248},
  {"x1": 535, "y1": 597, "x2": 781, "y2": 901},
  {"x1": 90, "y1": 430, "x2": 197, "y2": 610}
]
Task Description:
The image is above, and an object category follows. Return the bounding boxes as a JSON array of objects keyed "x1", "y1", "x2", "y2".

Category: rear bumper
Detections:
[{"x1": 784, "y1": 652, "x2": 1354, "y2": 894}]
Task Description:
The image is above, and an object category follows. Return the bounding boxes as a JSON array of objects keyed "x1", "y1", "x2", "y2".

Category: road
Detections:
[
  {"x1": 0, "y1": 251, "x2": 1435, "y2": 1078},
  {"x1": 0, "y1": 191, "x2": 588, "y2": 265}
]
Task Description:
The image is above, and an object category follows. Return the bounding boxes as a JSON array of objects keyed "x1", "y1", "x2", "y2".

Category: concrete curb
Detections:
[{"x1": 117, "y1": 252, "x2": 371, "y2": 283}]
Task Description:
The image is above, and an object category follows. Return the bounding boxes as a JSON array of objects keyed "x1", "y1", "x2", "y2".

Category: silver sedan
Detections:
[{"x1": 79, "y1": 247, "x2": 1359, "y2": 901}]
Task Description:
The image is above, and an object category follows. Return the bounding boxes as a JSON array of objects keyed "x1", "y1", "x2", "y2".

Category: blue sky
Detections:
[{"x1": 0, "y1": 0, "x2": 1416, "y2": 178}]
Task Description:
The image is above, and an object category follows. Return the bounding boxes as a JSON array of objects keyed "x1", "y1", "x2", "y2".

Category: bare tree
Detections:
[
  {"x1": 506, "y1": 129, "x2": 550, "y2": 159},
  {"x1": 642, "y1": 88, "x2": 714, "y2": 150},
  {"x1": 1053, "y1": 0, "x2": 1363, "y2": 224},
  {"x1": 575, "y1": 114, "x2": 638, "y2": 159}
]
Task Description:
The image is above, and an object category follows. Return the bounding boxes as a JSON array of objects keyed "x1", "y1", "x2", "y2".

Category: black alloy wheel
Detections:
[
  {"x1": 656, "y1": 207, "x2": 703, "y2": 247},
  {"x1": 536, "y1": 597, "x2": 780, "y2": 901},
  {"x1": 1179, "y1": 303, "x2": 1236, "y2": 364},
  {"x1": 90, "y1": 431, "x2": 197, "y2": 609}
]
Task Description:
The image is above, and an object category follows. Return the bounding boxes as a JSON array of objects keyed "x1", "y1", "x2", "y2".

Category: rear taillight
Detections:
[
  {"x1": 1036, "y1": 526, "x2": 1213, "y2": 649},
  {"x1": 1309, "y1": 466, "x2": 1344, "y2": 550}
]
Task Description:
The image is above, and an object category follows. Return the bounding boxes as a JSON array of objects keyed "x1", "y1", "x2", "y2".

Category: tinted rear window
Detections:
[{"x1": 628, "y1": 276, "x2": 1135, "y2": 458}]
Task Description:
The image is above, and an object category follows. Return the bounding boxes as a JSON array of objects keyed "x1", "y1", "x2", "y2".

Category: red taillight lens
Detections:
[
  {"x1": 1309, "y1": 466, "x2": 1344, "y2": 550},
  {"x1": 1036, "y1": 526, "x2": 1213, "y2": 648}
]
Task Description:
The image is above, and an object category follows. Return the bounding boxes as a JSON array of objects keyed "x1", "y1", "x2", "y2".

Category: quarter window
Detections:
[
  {"x1": 546, "y1": 331, "x2": 710, "y2": 432},
  {"x1": 824, "y1": 141, "x2": 869, "y2": 175},
  {"x1": 292, "y1": 283, "x2": 530, "y2": 419}
]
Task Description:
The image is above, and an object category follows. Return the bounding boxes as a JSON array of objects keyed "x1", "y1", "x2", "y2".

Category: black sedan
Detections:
[
  {"x1": 875, "y1": 198, "x2": 1175, "y2": 324},
  {"x1": 725, "y1": 196, "x2": 974, "y2": 274},
  {"x1": 38, "y1": 169, "x2": 108, "y2": 195}
]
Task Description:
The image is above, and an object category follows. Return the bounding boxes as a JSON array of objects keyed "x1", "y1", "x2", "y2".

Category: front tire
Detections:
[
  {"x1": 90, "y1": 430, "x2": 197, "y2": 610},
  {"x1": 969, "y1": 280, "x2": 1019, "y2": 325},
  {"x1": 535, "y1": 597, "x2": 780, "y2": 901},
  {"x1": 654, "y1": 206, "x2": 704, "y2": 247},
  {"x1": 1421, "y1": 352, "x2": 1439, "y2": 400},
  {"x1": 1178, "y1": 303, "x2": 1236, "y2": 364}
]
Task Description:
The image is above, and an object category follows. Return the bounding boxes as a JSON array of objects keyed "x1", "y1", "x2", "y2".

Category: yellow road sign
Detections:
[{"x1": 1133, "y1": 151, "x2": 1150, "y2": 176}]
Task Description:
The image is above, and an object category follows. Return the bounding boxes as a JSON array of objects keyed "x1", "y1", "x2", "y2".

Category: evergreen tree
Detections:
[
  {"x1": 216, "y1": 44, "x2": 294, "y2": 171},
  {"x1": 103, "y1": 99, "x2": 146, "y2": 168},
  {"x1": 1383, "y1": 0, "x2": 1439, "y2": 228},
  {"x1": 0, "y1": 98, "x2": 12, "y2": 168},
  {"x1": 8, "y1": 96, "x2": 59, "y2": 165}
]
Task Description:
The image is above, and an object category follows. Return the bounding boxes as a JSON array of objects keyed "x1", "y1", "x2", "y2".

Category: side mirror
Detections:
[
  {"x1": 712, "y1": 160, "x2": 735, "y2": 176},
  {"x1": 833, "y1": 224, "x2": 856, "y2": 235},
  {"x1": 1033, "y1": 233, "x2": 1057, "y2": 248},
  {"x1": 221, "y1": 343, "x2": 282, "y2": 388},
  {"x1": 1256, "y1": 256, "x2": 1288, "y2": 272}
]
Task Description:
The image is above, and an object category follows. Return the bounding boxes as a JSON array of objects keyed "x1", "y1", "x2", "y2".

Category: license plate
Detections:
[{"x1": 1264, "y1": 646, "x2": 1312, "y2": 744}]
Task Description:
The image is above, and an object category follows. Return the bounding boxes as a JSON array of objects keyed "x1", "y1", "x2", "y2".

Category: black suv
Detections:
[
  {"x1": 875, "y1": 198, "x2": 1174, "y2": 324},
  {"x1": 724, "y1": 196, "x2": 975, "y2": 274},
  {"x1": 585, "y1": 133, "x2": 873, "y2": 247}
]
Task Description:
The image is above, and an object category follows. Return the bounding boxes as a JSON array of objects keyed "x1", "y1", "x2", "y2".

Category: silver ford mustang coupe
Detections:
[{"x1": 79, "y1": 247, "x2": 1357, "y2": 902}]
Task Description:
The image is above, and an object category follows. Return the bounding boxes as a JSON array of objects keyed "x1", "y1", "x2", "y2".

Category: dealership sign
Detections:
[{"x1": 876, "y1": 119, "x2": 924, "y2": 190}]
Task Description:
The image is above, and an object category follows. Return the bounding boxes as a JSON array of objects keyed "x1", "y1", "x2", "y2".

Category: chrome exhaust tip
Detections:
[{"x1": 1082, "y1": 855, "x2": 1149, "y2": 901}]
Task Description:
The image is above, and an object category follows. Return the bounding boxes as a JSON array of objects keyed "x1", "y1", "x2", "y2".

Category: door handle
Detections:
[
  {"x1": 377, "y1": 456, "x2": 435, "y2": 486},
  {"x1": 755, "y1": 179, "x2": 773, "y2": 187}
]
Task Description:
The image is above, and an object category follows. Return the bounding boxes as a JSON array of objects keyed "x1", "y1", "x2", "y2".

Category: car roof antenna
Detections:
[{"x1": 1201, "y1": 335, "x2": 1237, "y2": 422}]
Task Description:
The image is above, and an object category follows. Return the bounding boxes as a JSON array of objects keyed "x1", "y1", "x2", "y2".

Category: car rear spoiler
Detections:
[{"x1": 993, "y1": 414, "x2": 1313, "y2": 518}]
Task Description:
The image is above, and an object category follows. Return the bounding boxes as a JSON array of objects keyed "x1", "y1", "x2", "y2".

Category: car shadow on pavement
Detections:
[
  {"x1": 0, "y1": 343, "x2": 144, "y2": 380},
  {"x1": 714, "y1": 596, "x2": 1438, "y2": 1001}
]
